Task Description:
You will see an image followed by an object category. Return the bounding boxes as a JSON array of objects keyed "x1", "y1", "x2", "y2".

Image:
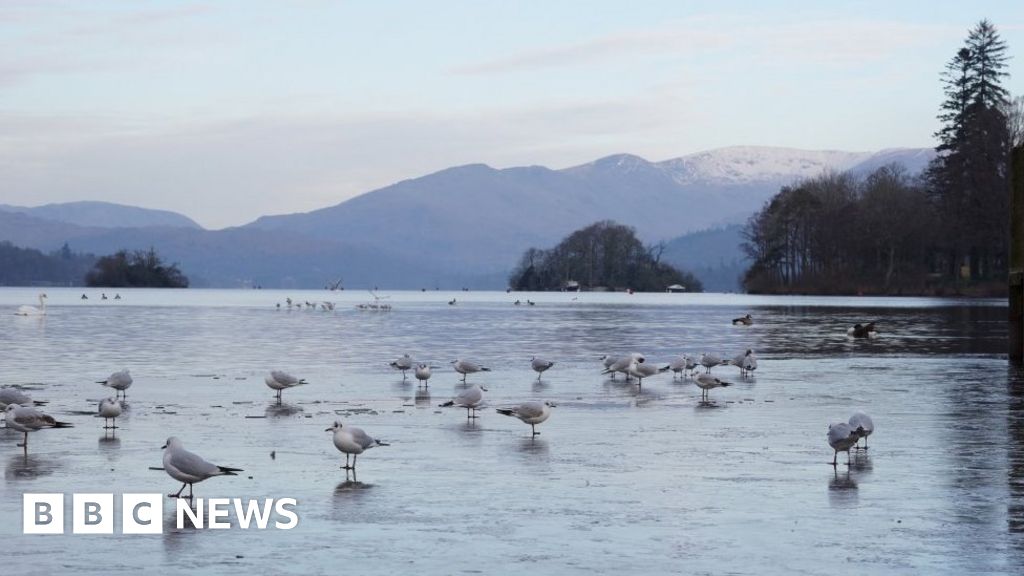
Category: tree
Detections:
[
  {"x1": 510, "y1": 221, "x2": 703, "y2": 292},
  {"x1": 927, "y1": 19, "x2": 1012, "y2": 281},
  {"x1": 85, "y1": 248, "x2": 189, "y2": 288}
]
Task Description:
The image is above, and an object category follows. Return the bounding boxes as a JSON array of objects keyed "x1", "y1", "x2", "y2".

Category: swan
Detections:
[{"x1": 15, "y1": 293, "x2": 47, "y2": 316}]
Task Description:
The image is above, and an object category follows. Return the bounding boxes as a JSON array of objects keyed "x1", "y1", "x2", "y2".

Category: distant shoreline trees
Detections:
[
  {"x1": 510, "y1": 220, "x2": 703, "y2": 292},
  {"x1": 0, "y1": 241, "x2": 96, "y2": 286},
  {"x1": 85, "y1": 248, "x2": 189, "y2": 288},
  {"x1": 742, "y1": 19, "x2": 1016, "y2": 297}
]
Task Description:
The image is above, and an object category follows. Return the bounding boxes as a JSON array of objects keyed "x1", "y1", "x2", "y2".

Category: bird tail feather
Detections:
[
  {"x1": 439, "y1": 400, "x2": 454, "y2": 407},
  {"x1": 496, "y1": 408, "x2": 515, "y2": 416},
  {"x1": 217, "y1": 466, "x2": 243, "y2": 475}
]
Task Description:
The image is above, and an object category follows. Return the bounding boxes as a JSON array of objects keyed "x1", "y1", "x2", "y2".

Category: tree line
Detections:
[
  {"x1": 742, "y1": 19, "x2": 1021, "y2": 296},
  {"x1": 510, "y1": 220, "x2": 704, "y2": 292},
  {"x1": 0, "y1": 241, "x2": 189, "y2": 288}
]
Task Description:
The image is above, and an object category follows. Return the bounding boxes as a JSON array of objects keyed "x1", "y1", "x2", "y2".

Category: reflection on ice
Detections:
[
  {"x1": 265, "y1": 402, "x2": 303, "y2": 418},
  {"x1": 4, "y1": 453, "x2": 60, "y2": 481}
]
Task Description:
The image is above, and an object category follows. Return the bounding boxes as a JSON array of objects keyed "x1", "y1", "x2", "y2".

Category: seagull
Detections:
[
  {"x1": 847, "y1": 322, "x2": 879, "y2": 339},
  {"x1": 530, "y1": 357, "x2": 554, "y2": 380},
  {"x1": 699, "y1": 353, "x2": 724, "y2": 373},
  {"x1": 728, "y1": 349, "x2": 758, "y2": 377},
  {"x1": 626, "y1": 360, "x2": 669, "y2": 388},
  {"x1": 97, "y1": 369, "x2": 133, "y2": 399},
  {"x1": 15, "y1": 293, "x2": 47, "y2": 316},
  {"x1": 849, "y1": 411, "x2": 874, "y2": 450},
  {"x1": 162, "y1": 437, "x2": 242, "y2": 499},
  {"x1": 602, "y1": 353, "x2": 646, "y2": 380},
  {"x1": 451, "y1": 359, "x2": 490, "y2": 383},
  {"x1": 732, "y1": 314, "x2": 753, "y2": 326},
  {"x1": 600, "y1": 355, "x2": 618, "y2": 379},
  {"x1": 266, "y1": 370, "x2": 307, "y2": 401},
  {"x1": 439, "y1": 384, "x2": 487, "y2": 419},
  {"x1": 98, "y1": 397, "x2": 122, "y2": 429},
  {"x1": 0, "y1": 388, "x2": 46, "y2": 409},
  {"x1": 694, "y1": 374, "x2": 732, "y2": 402},
  {"x1": 390, "y1": 354, "x2": 414, "y2": 379},
  {"x1": 414, "y1": 363, "x2": 432, "y2": 387},
  {"x1": 827, "y1": 422, "x2": 860, "y2": 466},
  {"x1": 496, "y1": 401, "x2": 554, "y2": 436},
  {"x1": 668, "y1": 355, "x2": 698, "y2": 380},
  {"x1": 326, "y1": 421, "x2": 389, "y2": 471},
  {"x1": 4, "y1": 404, "x2": 72, "y2": 452}
]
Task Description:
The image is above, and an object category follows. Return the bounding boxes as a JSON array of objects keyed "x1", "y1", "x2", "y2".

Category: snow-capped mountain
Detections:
[{"x1": 0, "y1": 146, "x2": 935, "y2": 288}]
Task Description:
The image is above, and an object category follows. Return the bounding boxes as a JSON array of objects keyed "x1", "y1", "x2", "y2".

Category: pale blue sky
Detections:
[{"x1": 1, "y1": 0, "x2": 1022, "y2": 228}]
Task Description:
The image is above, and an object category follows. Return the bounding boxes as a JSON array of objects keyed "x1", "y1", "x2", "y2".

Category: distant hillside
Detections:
[
  {"x1": 661, "y1": 225, "x2": 748, "y2": 293},
  {"x1": 0, "y1": 241, "x2": 95, "y2": 287},
  {"x1": 0, "y1": 201, "x2": 202, "y2": 229},
  {"x1": 0, "y1": 146, "x2": 934, "y2": 288}
]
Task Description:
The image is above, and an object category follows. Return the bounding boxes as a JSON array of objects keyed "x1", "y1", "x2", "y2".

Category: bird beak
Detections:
[
  {"x1": 160, "y1": 444, "x2": 167, "y2": 449},
  {"x1": 324, "y1": 427, "x2": 333, "y2": 432},
  {"x1": 481, "y1": 386, "x2": 489, "y2": 392}
]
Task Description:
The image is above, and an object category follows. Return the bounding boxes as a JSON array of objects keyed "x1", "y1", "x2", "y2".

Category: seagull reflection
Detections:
[
  {"x1": 829, "y1": 468, "x2": 858, "y2": 508},
  {"x1": 334, "y1": 472, "x2": 371, "y2": 494},
  {"x1": 98, "y1": 434, "x2": 121, "y2": 450},
  {"x1": 532, "y1": 380, "x2": 550, "y2": 392},
  {"x1": 849, "y1": 450, "x2": 872, "y2": 472},
  {"x1": 5, "y1": 453, "x2": 60, "y2": 481},
  {"x1": 414, "y1": 388, "x2": 431, "y2": 406},
  {"x1": 265, "y1": 402, "x2": 303, "y2": 418},
  {"x1": 518, "y1": 436, "x2": 549, "y2": 456}
]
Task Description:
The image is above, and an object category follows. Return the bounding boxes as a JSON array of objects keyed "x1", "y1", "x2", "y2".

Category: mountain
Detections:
[
  {"x1": 0, "y1": 146, "x2": 935, "y2": 289},
  {"x1": 0, "y1": 201, "x2": 202, "y2": 229},
  {"x1": 246, "y1": 146, "x2": 934, "y2": 282},
  {"x1": 660, "y1": 224, "x2": 749, "y2": 293}
]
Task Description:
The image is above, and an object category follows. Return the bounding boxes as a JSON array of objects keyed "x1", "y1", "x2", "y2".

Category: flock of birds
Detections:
[{"x1": 4, "y1": 298, "x2": 881, "y2": 498}]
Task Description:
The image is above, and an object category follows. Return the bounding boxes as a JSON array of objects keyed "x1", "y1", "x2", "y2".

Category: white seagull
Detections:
[
  {"x1": 668, "y1": 355, "x2": 698, "y2": 380},
  {"x1": 390, "y1": 354, "x2": 414, "y2": 379},
  {"x1": 15, "y1": 293, "x2": 47, "y2": 316},
  {"x1": 699, "y1": 353, "x2": 724, "y2": 373},
  {"x1": 848, "y1": 411, "x2": 874, "y2": 450},
  {"x1": 439, "y1": 384, "x2": 487, "y2": 419},
  {"x1": 496, "y1": 401, "x2": 554, "y2": 436},
  {"x1": 0, "y1": 388, "x2": 45, "y2": 409},
  {"x1": 602, "y1": 353, "x2": 646, "y2": 380},
  {"x1": 326, "y1": 421, "x2": 389, "y2": 471},
  {"x1": 827, "y1": 422, "x2": 860, "y2": 466},
  {"x1": 728, "y1": 349, "x2": 758, "y2": 377},
  {"x1": 626, "y1": 360, "x2": 669, "y2": 388},
  {"x1": 694, "y1": 373, "x2": 732, "y2": 402},
  {"x1": 4, "y1": 404, "x2": 72, "y2": 452},
  {"x1": 266, "y1": 370, "x2": 307, "y2": 401},
  {"x1": 162, "y1": 437, "x2": 242, "y2": 499},
  {"x1": 414, "y1": 363, "x2": 432, "y2": 387},
  {"x1": 98, "y1": 397, "x2": 122, "y2": 429},
  {"x1": 530, "y1": 357, "x2": 554, "y2": 380},
  {"x1": 97, "y1": 369, "x2": 133, "y2": 399},
  {"x1": 451, "y1": 359, "x2": 490, "y2": 383}
]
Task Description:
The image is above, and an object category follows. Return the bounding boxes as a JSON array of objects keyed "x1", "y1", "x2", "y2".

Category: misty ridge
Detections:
[{"x1": 0, "y1": 146, "x2": 934, "y2": 290}]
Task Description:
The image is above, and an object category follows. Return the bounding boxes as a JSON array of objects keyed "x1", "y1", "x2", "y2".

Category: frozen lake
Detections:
[{"x1": 1, "y1": 288, "x2": 1021, "y2": 575}]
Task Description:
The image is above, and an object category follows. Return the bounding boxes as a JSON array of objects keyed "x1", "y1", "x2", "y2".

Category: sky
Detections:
[{"x1": 1, "y1": 1, "x2": 1022, "y2": 229}]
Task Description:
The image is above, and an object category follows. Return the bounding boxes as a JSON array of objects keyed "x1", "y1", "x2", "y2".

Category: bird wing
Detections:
[
  {"x1": 169, "y1": 447, "x2": 223, "y2": 478},
  {"x1": 514, "y1": 402, "x2": 545, "y2": 419}
]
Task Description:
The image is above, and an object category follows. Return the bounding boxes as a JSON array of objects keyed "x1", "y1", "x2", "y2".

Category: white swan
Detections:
[{"x1": 15, "y1": 293, "x2": 47, "y2": 316}]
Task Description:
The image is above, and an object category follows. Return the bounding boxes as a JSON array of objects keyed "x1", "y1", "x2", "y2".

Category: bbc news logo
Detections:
[{"x1": 23, "y1": 494, "x2": 298, "y2": 534}]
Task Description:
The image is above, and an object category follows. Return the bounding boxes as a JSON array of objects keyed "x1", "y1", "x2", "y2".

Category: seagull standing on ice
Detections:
[
  {"x1": 699, "y1": 353, "x2": 724, "y2": 373},
  {"x1": 827, "y1": 422, "x2": 860, "y2": 466},
  {"x1": 4, "y1": 404, "x2": 72, "y2": 453},
  {"x1": 326, "y1": 421, "x2": 389, "y2": 471},
  {"x1": 728, "y1": 349, "x2": 758, "y2": 377},
  {"x1": 265, "y1": 370, "x2": 307, "y2": 401},
  {"x1": 161, "y1": 437, "x2": 242, "y2": 499},
  {"x1": 626, "y1": 360, "x2": 669, "y2": 388},
  {"x1": 97, "y1": 369, "x2": 132, "y2": 399},
  {"x1": 414, "y1": 363, "x2": 432, "y2": 387},
  {"x1": 694, "y1": 374, "x2": 732, "y2": 402},
  {"x1": 451, "y1": 359, "x2": 490, "y2": 383},
  {"x1": 98, "y1": 398, "x2": 122, "y2": 429},
  {"x1": 390, "y1": 354, "x2": 414, "y2": 379},
  {"x1": 848, "y1": 411, "x2": 874, "y2": 450},
  {"x1": 439, "y1": 384, "x2": 487, "y2": 419},
  {"x1": 496, "y1": 401, "x2": 554, "y2": 436},
  {"x1": 530, "y1": 357, "x2": 554, "y2": 380}
]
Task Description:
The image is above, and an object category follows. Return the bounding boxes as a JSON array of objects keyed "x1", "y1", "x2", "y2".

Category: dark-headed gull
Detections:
[
  {"x1": 266, "y1": 370, "x2": 307, "y2": 401},
  {"x1": 326, "y1": 421, "x2": 389, "y2": 471},
  {"x1": 699, "y1": 353, "x2": 724, "y2": 373},
  {"x1": 728, "y1": 349, "x2": 758, "y2": 377},
  {"x1": 162, "y1": 437, "x2": 242, "y2": 499},
  {"x1": 496, "y1": 401, "x2": 554, "y2": 436},
  {"x1": 627, "y1": 360, "x2": 669, "y2": 388},
  {"x1": 390, "y1": 354, "x2": 414, "y2": 379}
]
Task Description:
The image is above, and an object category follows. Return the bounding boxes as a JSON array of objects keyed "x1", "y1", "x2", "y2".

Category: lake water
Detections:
[{"x1": 1, "y1": 288, "x2": 1021, "y2": 575}]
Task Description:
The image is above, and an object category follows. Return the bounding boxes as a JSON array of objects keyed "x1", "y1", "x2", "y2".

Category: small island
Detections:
[{"x1": 86, "y1": 248, "x2": 189, "y2": 288}]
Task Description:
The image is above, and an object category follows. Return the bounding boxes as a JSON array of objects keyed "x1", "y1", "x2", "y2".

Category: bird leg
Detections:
[
  {"x1": 532, "y1": 424, "x2": 540, "y2": 436},
  {"x1": 170, "y1": 482, "x2": 187, "y2": 498},
  {"x1": 187, "y1": 483, "x2": 194, "y2": 500},
  {"x1": 17, "y1": 432, "x2": 28, "y2": 449},
  {"x1": 342, "y1": 453, "x2": 352, "y2": 470},
  {"x1": 831, "y1": 451, "x2": 838, "y2": 466},
  {"x1": 352, "y1": 454, "x2": 358, "y2": 470}
]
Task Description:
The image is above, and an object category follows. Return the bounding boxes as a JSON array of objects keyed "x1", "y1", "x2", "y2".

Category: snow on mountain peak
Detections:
[{"x1": 659, "y1": 146, "x2": 873, "y2": 186}]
